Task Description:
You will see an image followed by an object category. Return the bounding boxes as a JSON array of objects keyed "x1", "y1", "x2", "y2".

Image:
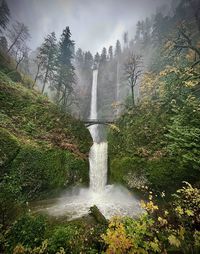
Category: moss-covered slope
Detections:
[{"x1": 0, "y1": 72, "x2": 92, "y2": 200}]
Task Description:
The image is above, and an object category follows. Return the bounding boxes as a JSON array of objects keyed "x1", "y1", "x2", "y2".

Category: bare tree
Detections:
[
  {"x1": 7, "y1": 21, "x2": 30, "y2": 53},
  {"x1": 124, "y1": 54, "x2": 143, "y2": 106},
  {"x1": 171, "y1": 24, "x2": 200, "y2": 67},
  {"x1": 14, "y1": 44, "x2": 29, "y2": 70}
]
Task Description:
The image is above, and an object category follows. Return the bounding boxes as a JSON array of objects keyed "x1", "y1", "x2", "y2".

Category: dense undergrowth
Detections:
[
  {"x1": 108, "y1": 88, "x2": 200, "y2": 194},
  {"x1": 0, "y1": 182, "x2": 199, "y2": 253}
]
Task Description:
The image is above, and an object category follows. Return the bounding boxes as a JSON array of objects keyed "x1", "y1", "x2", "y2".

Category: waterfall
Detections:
[
  {"x1": 88, "y1": 69, "x2": 108, "y2": 192},
  {"x1": 116, "y1": 60, "x2": 120, "y2": 116},
  {"x1": 89, "y1": 69, "x2": 98, "y2": 121},
  {"x1": 41, "y1": 68, "x2": 142, "y2": 220}
]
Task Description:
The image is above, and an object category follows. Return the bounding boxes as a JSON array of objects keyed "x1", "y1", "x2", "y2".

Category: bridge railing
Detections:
[{"x1": 83, "y1": 120, "x2": 114, "y2": 124}]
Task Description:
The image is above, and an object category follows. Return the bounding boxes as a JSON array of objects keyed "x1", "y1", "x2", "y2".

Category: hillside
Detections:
[{"x1": 0, "y1": 71, "x2": 92, "y2": 202}]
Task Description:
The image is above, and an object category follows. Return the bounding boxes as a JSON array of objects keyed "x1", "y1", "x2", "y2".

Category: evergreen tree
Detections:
[
  {"x1": 108, "y1": 46, "x2": 113, "y2": 60},
  {"x1": 84, "y1": 51, "x2": 93, "y2": 69},
  {"x1": 37, "y1": 32, "x2": 57, "y2": 93},
  {"x1": 135, "y1": 21, "x2": 142, "y2": 41},
  {"x1": 94, "y1": 52, "x2": 100, "y2": 68},
  {"x1": 75, "y1": 48, "x2": 84, "y2": 68},
  {"x1": 55, "y1": 26, "x2": 75, "y2": 107},
  {"x1": 0, "y1": 0, "x2": 10, "y2": 33},
  {"x1": 114, "y1": 40, "x2": 121, "y2": 58},
  {"x1": 100, "y1": 47, "x2": 107, "y2": 63},
  {"x1": 123, "y1": 32, "x2": 128, "y2": 48}
]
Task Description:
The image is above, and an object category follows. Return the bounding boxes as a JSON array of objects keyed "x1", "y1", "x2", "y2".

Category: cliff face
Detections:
[{"x1": 0, "y1": 71, "x2": 92, "y2": 200}]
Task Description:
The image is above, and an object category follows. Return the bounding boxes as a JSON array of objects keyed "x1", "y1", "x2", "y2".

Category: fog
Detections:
[{"x1": 7, "y1": 0, "x2": 171, "y2": 53}]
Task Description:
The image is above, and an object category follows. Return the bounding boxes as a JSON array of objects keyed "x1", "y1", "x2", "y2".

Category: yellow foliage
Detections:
[
  {"x1": 149, "y1": 238, "x2": 161, "y2": 252},
  {"x1": 186, "y1": 49, "x2": 196, "y2": 62},
  {"x1": 194, "y1": 230, "x2": 200, "y2": 247},
  {"x1": 102, "y1": 217, "x2": 132, "y2": 254},
  {"x1": 175, "y1": 205, "x2": 184, "y2": 216},
  {"x1": 13, "y1": 244, "x2": 26, "y2": 254},
  {"x1": 56, "y1": 247, "x2": 66, "y2": 254},
  {"x1": 140, "y1": 200, "x2": 158, "y2": 213},
  {"x1": 178, "y1": 226, "x2": 185, "y2": 241},
  {"x1": 13, "y1": 240, "x2": 48, "y2": 254},
  {"x1": 158, "y1": 216, "x2": 168, "y2": 226},
  {"x1": 183, "y1": 79, "x2": 199, "y2": 88},
  {"x1": 168, "y1": 234, "x2": 181, "y2": 248},
  {"x1": 109, "y1": 124, "x2": 120, "y2": 133}
]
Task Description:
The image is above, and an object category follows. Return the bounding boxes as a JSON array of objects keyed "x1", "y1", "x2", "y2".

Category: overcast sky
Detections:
[{"x1": 7, "y1": 0, "x2": 170, "y2": 54}]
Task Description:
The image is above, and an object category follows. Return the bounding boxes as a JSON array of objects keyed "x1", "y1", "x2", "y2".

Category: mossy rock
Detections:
[
  {"x1": 0, "y1": 128, "x2": 20, "y2": 170},
  {"x1": 89, "y1": 205, "x2": 107, "y2": 225},
  {"x1": 9, "y1": 145, "x2": 89, "y2": 199},
  {"x1": 109, "y1": 156, "x2": 145, "y2": 184}
]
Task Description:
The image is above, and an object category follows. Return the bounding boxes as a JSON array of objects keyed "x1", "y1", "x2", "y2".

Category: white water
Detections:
[
  {"x1": 89, "y1": 69, "x2": 108, "y2": 192},
  {"x1": 34, "y1": 69, "x2": 142, "y2": 220}
]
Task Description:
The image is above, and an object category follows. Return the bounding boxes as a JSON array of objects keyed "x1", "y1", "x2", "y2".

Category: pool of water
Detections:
[{"x1": 30, "y1": 185, "x2": 143, "y2": 220}]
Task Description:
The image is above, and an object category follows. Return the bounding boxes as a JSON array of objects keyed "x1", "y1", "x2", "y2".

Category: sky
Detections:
[{"x1": 7, "y1": 0, "x2": 170, "y2": 54}]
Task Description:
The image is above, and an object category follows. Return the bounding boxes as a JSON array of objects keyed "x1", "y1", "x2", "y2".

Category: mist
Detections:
[{"x1": 7, "y1": 0, "x2": 171, "y2": 53}]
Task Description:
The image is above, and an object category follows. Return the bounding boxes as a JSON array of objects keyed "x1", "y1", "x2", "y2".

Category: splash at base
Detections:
[{"x1": 34, "y1": 185, "x2": 142, "y2": 220}]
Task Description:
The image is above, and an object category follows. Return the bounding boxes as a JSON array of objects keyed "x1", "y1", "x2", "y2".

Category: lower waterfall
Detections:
[{"x1": 89, "y1": 142, "x2": 108, "y2": 192}]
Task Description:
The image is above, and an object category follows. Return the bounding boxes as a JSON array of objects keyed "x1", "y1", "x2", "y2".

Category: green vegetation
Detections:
[
  {"x1": 102, "y1": 183, "x2": 200, "y2": 254},
  {"x1": 0, "y1": 70, "x2": 91, "y2": 227},
  {"x1": 1, "y1": 0, "x2": 200, "y2": 253},
  {"x1": 1, "y1": 213, "x2": 106, "y2": 253}
]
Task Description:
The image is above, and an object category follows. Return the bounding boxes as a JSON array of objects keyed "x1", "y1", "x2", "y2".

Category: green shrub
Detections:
[
  {"x1": 22, "y1": 75, "x2": 35, "y2": 89},
  {"x1": 0, "y1": 128, "x2": 19, "y2": 169},
  {"x1": 6, "y1": 214, "x2": 46, "y2": 253},
  {"x1": 48, "y1": 225, "x2": 81, "y2": 253},
  {"x1": 0, "y1": 71, "x2": 13, "y2": 85},
  {"x1": 147, "y1": 157, "x2": 199, "y2": 192},
  {"x1": 102, "y1": 183, "x2": 200, "y2": 254},
  {"x1": 7, "y1": 71, "x2": 22, "y2": 82},
  {"x1": 146, "y1": 158, "x2": 180, "y2": 191},
  {"x1": 110, "y1": 157, "x2": 142, "y2": 182},
  {"x1": 0, "y1": 177, "x2": 22, "y2": 226}
]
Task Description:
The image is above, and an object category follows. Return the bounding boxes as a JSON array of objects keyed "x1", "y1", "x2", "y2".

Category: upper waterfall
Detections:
[
  {"x1": 88, "y1": 68, "x2": 108, "y2": 192},
  {"x1": 90, "y1": 69, "x2": 98, "y2": 120},
  {"x1": 89, "y1": 69, "x2": 99, "y2": 142}
]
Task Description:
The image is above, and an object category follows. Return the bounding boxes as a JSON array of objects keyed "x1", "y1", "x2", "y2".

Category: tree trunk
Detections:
[
  {"x1": 7, "y1": 30, "x2": 22, "y2": 53},
  {"x1": 131, "y1": 85, "x2": 134, "y2": 106},
  {"x1": 33, "y1": 64, "x2": 41, "y2": 88},
  {"x1": 42, "y1": 68, "x2": 49, "y2": 94},
  {"x1": 15, "y1": 56, "x2": 24, "y2": 70}
]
